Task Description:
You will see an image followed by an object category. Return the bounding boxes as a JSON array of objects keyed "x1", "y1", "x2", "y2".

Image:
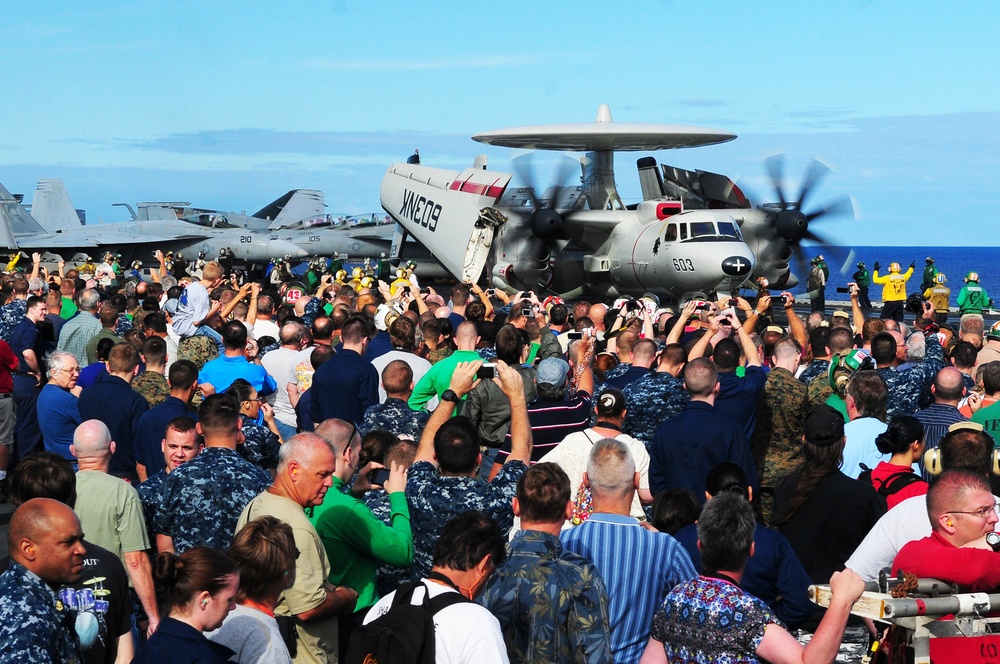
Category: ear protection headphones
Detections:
[{"x1": 922, "y1": 421, "x2": 1000, "y2": 476}]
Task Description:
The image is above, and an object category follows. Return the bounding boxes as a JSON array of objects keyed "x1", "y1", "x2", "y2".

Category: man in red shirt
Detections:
[
  {"x1": 892, "y1": 468, "x2": 1000, "y2": 591},
  {"x1": 0, "y1": 337, "x2": 17, "y2": 501}
]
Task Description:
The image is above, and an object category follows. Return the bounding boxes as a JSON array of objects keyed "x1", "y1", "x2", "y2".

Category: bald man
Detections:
[
  {"x1": 915, "y1": 367, "x2": 969, "y2": 457},
  {"x1": 0, "y1": 498, "x2": 86, "y2": 662},
  {"x1": 237, "y1": 432, "x2": 359, "y2": 664},
  {"x1": 72, "y1": 419, "x2": 160, "y2": 635},
  {"x1": 408, "y1": 320, "x2": 482, "y2": 412}
]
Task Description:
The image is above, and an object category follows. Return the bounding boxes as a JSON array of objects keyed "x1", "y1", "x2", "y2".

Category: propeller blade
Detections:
[
  {"x1": 796, "y1": 159, "x2": 831, "y2": 212},
  {"x1": 512, "y1": 155, "x2": 543, "y2": 212},
  {"x1": 801, "y1": 229, "x2": 849, "y2": 275},
  {"x1": 805, "y1": 196, "x2": 854, "y2": 223},
  {"x1": 764, "y1": 155, "x2": 788, "y2": 207}
]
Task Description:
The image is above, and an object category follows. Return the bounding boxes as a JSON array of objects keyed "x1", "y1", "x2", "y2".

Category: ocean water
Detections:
[{"x1": 783, "y1": 246, "x2": 999, "y2": 303}]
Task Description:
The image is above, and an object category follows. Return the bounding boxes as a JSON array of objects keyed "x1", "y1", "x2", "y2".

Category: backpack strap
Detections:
[
  {"x1": 423, "y1": 573, "x2": 472, "y2": 613},
  {"x1": 876, "y1": 470, "x2": 923, "y2": 497}
]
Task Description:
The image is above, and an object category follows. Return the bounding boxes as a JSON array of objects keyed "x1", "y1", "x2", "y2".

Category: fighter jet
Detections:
[{"x1": 1, "y1": 179, "x2": 306, "y2": 265}]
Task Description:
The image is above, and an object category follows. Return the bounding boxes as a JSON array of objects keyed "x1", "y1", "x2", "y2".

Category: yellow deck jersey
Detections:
[{"x1": 872, "y1": 267, "x2": 913, "y2": 302}]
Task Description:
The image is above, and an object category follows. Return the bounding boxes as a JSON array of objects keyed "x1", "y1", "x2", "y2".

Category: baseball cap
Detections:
[
  {"x1": 535, "y1": 357, "x2": 570, "y2": 388},
  {"x1": 803, "y1": 405, "x2": 845, "y2": 447},
  {"x1": 831, "y1": 310, "x2": 850, "y2": 321}
]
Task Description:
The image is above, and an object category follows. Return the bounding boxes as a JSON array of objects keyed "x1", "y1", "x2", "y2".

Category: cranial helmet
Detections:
[
  {"x1": 889, "y1": 262, "x2": 901, "y2": 273},
  {"x1": 926, "y1": 256, "x2": 935, "y2": 264},
  {"x1": 988, "y1": 321, "x2": 1000, "y2": 342},
  {"x1": 336, "y1": 269, "x2": 347, "y2": 280},
  {"x1": 360, "y1": 276, "x2": 373, "y2": 288},
  {"x1": 966, "y1": 272, "x2": 980, "y2": 283},
  {"x1": 935, "y1": 273, "x2": 947, "y2": 285},
  {"x1": 828, "y1": 348, "x2": 875, "y2": 396},
  {"x1": 856, "y1": 261, "x2": 865, "y2": 269},
  {"x1": 396, "y1": 268, "x2": 406, "y2": 278},
  {"x1": 352, "y1": 267, "x2": 363, "y2": 279}
]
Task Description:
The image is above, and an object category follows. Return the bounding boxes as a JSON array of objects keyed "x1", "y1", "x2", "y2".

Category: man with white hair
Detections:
[{"x1": 561, "y1": 438, "x2": 696, "y2": 663}]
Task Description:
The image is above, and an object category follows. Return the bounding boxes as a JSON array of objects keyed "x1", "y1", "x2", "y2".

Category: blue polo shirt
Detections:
[
  {"x1": 198, "y1": 355, "x2": 276, "y2": 396},
  {"x1": 37, "y1": 383, "x2": 82, "y2": 462}
]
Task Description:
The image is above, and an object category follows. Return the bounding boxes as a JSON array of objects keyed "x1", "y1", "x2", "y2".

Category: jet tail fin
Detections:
[
  {"x1": 0, "y1": 181, "x2": 45, "y2": 239},
  {"x1": 254, "y1": 189, "x2": 325, "y2": 230},
  {"x1": 32, "y1": 179, "x2": 83, "y2": 232}
]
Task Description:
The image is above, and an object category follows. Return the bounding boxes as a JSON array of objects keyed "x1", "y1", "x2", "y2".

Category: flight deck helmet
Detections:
[
  {"x1": 828, "y1": 348, "x2": 875, "y2": 396},
  {"x1": 987, "y1": 321, "x2": 1000, "y2": 342},
  {"x1": 926, "y1": 256, "x2": 935, "y2": 264},
  {"x1": 889, "y1": 262, "x2": 901, "y2": 273},
  {"x1": 935, "y1": 273, "x2": 947, "y2": 285},
  {"x1": 966, "y1": 272, "x2": 980, "y2": 283},
  {"x1": 336, "y1": 269, "x2": 347, "y2": 281},
  {"x1": 351, "y1": 267, "x2": 363, "y2": 279},
  {"x1": 856, "y1": 261, "x2": 865, "y2": 269}
]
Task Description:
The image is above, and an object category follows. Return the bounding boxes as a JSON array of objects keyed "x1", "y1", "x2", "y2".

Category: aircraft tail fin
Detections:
[
  {"x1": 32, "y1": 179, "x2": 83, "y2": 232},
  {"x1": 637, "y1": 157, "x2": 665, "y2": 200},
  {"x1": 0, "y1": 181, "x2": 45, "y2": 239},
  {"x1": 254, "y1": 189, "x2": 325, "y2": 230}
]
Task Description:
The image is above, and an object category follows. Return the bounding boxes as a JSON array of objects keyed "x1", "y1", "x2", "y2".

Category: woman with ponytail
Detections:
[
  {"x1": 863, "y1": 415, "x2": 928, "y2": 509},
  {"x1": 133, "y1": 546, "x2": 239, "y2": 663}
]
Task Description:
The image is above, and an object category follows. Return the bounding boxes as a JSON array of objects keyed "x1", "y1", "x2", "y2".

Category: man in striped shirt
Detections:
[{"x1": 561, "y1": 438, "x2": 696, "y2": 664}]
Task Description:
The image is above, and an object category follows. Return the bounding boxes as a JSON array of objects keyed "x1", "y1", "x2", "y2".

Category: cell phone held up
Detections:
[
  {"x1": 368, "y1": 467, "x2": 391, "y2": 486},
  {"x1": 477, "y1": 363, "x2": 496, "y2": 380}
]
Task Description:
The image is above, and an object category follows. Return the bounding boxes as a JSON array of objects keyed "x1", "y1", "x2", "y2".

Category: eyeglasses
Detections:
[
  {"x1": 59, "y1": 367, "x2": 81, "y2": 374},
  {"x1": 243, "y1": 398, "x2": 263, "y2": 403},
  {"x1": 948, "y1": 502, "x2": 1000, "y2": 519}
]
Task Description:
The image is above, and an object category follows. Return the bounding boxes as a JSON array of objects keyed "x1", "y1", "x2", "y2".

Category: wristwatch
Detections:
[
  {"x1": 986, "y1": 532, "x2": 1000, "y2": 552},
  {"x1": 441, "y1": 389, "x2": 461, "y2": 404}
]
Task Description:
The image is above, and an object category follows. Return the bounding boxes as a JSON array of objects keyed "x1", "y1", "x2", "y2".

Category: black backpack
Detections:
[
  {"x1": 344, "y1": 576, "x2": 471, "y2": 664},
  {"x1": 858, "y1": 464, "x2": 924, "y2": 507}
]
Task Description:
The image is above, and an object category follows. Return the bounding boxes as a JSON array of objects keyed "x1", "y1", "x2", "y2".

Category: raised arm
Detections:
[
  {"x1": 781, "y1": 292, "x2": 808, "y2": 348},
  {"x1": 414, "y1": 360, "x2": 483, "y2": 464},
  {"x1": 496, "y1": 360, "x2": 532, "y2": 465}
]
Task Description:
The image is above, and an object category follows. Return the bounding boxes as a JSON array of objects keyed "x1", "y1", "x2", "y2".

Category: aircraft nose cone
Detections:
[
  {"x1": 271, "y1": 239, "x2": 308, "y2": 258},
  {"x1": 722, "y1": 255, "x2": 752, "y2": 277}
]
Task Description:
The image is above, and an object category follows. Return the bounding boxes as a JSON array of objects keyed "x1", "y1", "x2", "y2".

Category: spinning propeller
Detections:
[
  {"x1": 512, "y1": 155, "x2": 587, "y2": 240},
  {"x1": 762, "y1": 155, "x2": 855, "y2": 279}
]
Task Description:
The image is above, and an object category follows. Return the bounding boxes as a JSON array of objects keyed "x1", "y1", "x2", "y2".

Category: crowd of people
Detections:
[
  {"x1": 811, "y1": 254, "x2": 994, "y2": 323},
  {"x1": 2, "y1": 246, "x2": 1000, "y2": 664}
]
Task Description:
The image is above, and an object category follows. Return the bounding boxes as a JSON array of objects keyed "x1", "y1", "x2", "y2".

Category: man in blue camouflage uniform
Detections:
[
  {"x1": 153, "y1": 393, "x2": 270, "y2": 553},
  {"x1": 360, "y1": 359, "x2": 430, "y2": 438},
  {"x1": 406, "y1": 358, "x2": 531, "y2": 580},
  {"x1": 0, "y1": 276, "x2": 31, "y2": 343},
  {"x1": 622, "y1": 343, "x2": 689, "y2": 444},
  {"x1": 0, "y1": 498, "x2": 86, "y2": 663},
  {"x1": 871, "y1": 303, "x2": 944, "y2": 419},
  {"x1": 136, "y1": 416, "x2": 202, "y2": 540},
  {"x1": 797, "y1": 327, "x2": 832, "y2": 385},
  {"x1": 479, "y1": 462, "x2": 612, "y2": 664}
]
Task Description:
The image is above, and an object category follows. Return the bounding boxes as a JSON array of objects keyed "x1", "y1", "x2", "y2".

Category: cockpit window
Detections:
[
  {"x1": 689, "y1": 222, "x2": 716, "y2": 238},
  {"x1": 665, "y1": 223, "x2": 677, "y2": 242},
  {"x1": 717, "y1": 221, "x2": 741, "y2": 239},
  {"x1": 679, "y1": 224, "x2": 688, "y2": 240},
  {"x1": 184, "y1": 214, "x2": 237, "y2": 229}
]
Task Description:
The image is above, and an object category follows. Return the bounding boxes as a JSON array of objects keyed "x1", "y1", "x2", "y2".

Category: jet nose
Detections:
[{"x1": 271, "y1": 240, "x2": 308, "y2": 259}]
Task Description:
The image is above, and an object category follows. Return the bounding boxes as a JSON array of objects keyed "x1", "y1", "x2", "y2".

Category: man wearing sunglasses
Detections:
[{"x1": 892, "y1": 468, "x2": 1000, "y2": 591}]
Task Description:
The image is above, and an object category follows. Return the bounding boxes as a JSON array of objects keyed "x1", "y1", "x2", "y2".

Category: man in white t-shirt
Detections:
[
  {"x1": 361, "y1": 511, "x2": 509, "y2": 664},
  {"x1": 540, "y1": 388, "x2": 653, "y2": 520},
  {"x1": 261, "y1": 320, "x2": 309, "y2": 441}
]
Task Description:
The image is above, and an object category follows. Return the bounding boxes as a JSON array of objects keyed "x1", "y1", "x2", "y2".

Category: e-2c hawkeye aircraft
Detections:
[
  {"x1": 380, "y1": 105, "x2": 851, "y2": 301},
  {"x1": 0, "y1": 179, "x2": 306, "y2": 265}
]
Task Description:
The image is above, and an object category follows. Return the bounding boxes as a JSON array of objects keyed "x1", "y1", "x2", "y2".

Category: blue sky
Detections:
[{"x1": 2, "y1": 1, "x2": 999, "y2": 245}]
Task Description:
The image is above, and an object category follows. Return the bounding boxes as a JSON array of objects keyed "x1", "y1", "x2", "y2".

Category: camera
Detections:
[
  {"x1": 567, "y1": 327, "x2": 594, "y2": 340},
  {"x1": 521, "y1": 306, "x2": 533, "y2": 317},
  {"x1": 835, "y1": 287, "x2": 851, "y2": 294},
  {"x1": 693, "y1": 300, "x2": 709, "y2": 311},
  {"x1": 727, "y1": 298, "x2": 739, "y2": 307},
  {"x1": 368, "y1": 468, "x2": 391, "y2": 485},
  {"x1": 904, "y1": 293, "x2": 929, "y2": 315},
  {"x1": 477, "y1": 363, "x2": 497, "y2": 379}
]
